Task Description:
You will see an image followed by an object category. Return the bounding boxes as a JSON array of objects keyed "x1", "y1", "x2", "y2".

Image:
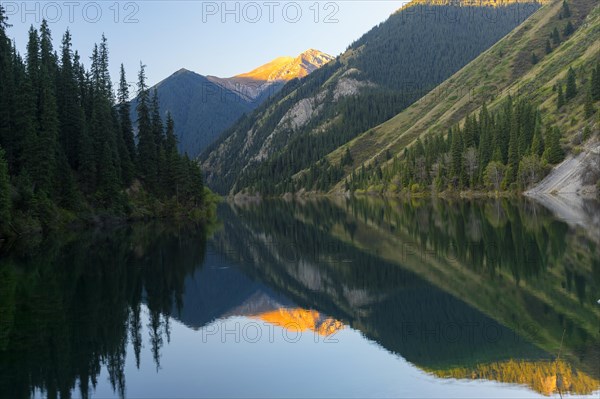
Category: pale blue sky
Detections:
[{"x1": 3, "y1": 1, "x2": 407, "y2": 87}]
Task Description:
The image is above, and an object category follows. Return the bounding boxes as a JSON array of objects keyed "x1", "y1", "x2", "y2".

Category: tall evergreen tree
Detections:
[
  {"x1": 565, "y1": 67, "x2": 577, "y2": 100},
  {"x1": 557, "y1": 84, "x2": 565, "y2": 110},
  {"x1": 57, "y1": 29, "x2": 84, "y2": 168},
  {"x1": 551, "y1": 27, "x2": 560, "y2": 46},
  {"x1": 151, "y1": 89, "x2": 165, "y2": 164},
  {"x1": 543, "y1": 126, "x2": 564, "y2": 164},
  {"x1": 135, "y1": 63, "x2": 157, "y2": 190},
  {"x1": 505, "y1": 110, "x2": 520, "y2": 185},
  {"x1": 561, "y1": 0, "x2": 571, "y2": 18},
  {"x1": 584, "y1": 91, "x2": 595, "y2": 119},
  {"x1": 563, "y1": 21, "x2": 574, "y2": 37},
  {"x1": 590, "y1": 62, "x2": 600, "y2": 101},
  {"x1": 118, "y1": 64, "x2": 136, "y2": 164}
]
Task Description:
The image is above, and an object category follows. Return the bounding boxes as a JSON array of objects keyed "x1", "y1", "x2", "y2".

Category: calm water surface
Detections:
[{"x1": 0, "y1": 198, "x2": 598, "y2": 398}]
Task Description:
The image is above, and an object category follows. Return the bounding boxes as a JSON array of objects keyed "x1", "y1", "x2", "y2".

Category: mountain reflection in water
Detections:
[{"x1": 0, "y1": 198, "x2": 598, "y2": 398}]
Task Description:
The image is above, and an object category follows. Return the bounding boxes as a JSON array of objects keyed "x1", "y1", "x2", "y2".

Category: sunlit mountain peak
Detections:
[
  {"x1": 251, "y1": 308, "x2": 344, "y2": 336},
  {"x1": 235, "y1": 49, "x2": 334, "y2": 82}
]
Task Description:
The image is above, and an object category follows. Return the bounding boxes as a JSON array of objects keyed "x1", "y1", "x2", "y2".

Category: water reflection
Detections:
[
  {"x1": 0, "y1": 198, "x2": 598, "y2": 398},
  {"x1": 218, "y1": 197, "x2": 600, "y2": 396}
]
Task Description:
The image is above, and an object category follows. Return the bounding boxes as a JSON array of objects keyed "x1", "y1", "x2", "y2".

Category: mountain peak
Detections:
[{"x1": 235, "y1": 49, "x2": 334, "y2": 82}]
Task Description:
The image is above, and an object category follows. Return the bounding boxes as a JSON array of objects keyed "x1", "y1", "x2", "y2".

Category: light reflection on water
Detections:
[{"x1": 4, "y1": 198, "x2": 600, "y2": 398}]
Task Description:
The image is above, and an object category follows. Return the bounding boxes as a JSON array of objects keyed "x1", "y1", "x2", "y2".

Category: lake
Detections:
[{"x1": 0, "y1": 197, "x2": 598, "y2": 398}]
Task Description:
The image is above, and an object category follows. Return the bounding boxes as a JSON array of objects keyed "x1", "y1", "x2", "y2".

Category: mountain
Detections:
[
  {"x1": 200, "y1": 0, "x2": 545, "y2": 195},
  {"x1": 318, "y1": 0, "x2": 599, "y2": 195},
  {"x1": 131, "y1": 50, "x2": 332, "y2": 158},
  {"x1": 208, "y1": 49, "x2": 334, "y2": 102}
]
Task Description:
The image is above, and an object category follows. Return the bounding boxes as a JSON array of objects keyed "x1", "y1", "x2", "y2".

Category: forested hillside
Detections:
[
  {"x1": 312, "y1": 0, "x2": 600, "y2": 196},
  {"x1": 0, "y1": 9, "x2": 212, "y2": 238},
  {"x1": 201, "y1": 1, "x2": 543, "y2": 195}
]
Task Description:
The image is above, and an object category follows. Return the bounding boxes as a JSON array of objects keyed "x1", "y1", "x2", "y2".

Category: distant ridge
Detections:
[
  {"x1": 132, "y1": 49, "x2": 332, "y2": 158},
  {"x1": 401, "y1": 0, "x2": 550, "y2": 8},
  {"x1": 235, "y1": 49, "x2": 334, "y2": 82}
]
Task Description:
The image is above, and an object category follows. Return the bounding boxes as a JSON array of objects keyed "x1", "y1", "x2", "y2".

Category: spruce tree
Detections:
[
  {"x1": 563, "y1": 21, "x2": 574, "y2": 37},
  {"x1": 135, "y1": 63, "x2": 157, "y2": 191},
  {"x1": 450, "y1": 127, "x2": 463, "y2": 185},
  {"x1": 545, "y1": 40, "x2": 552, "y2": 54},
  {"x1": 28, "y1": 23, "x2": 60, "y2": 196},
  {"x1": 531, "y1": 52, "x2": 538, "y2": 65},
  {"x1": 116, "y1": 64, "x2": 135, "y2": 185},
  {"x1": 57, "y1": 29, "x2": 84, "y2": 168},
  {"x1": 557, "y1": 84, "x2": 565, "y2": 110},
  {"x1": 584, "y1": 91, "x2": 595, "y2": 119},
  {"x1": 591, "y1": 62, "x2": 600, "y2": 101},
  {"x1": 561, "y1": 0, "x2": 571, "y2": 18},
  {"x1": 505, "y1": 113, "x2": 519, "y2": 185},
  {"x1": 118, "y1": 64, "x2": 136, "y2": 163},
  {"x1": 543, "y1": 126, "x2": 564, "y2": 164},
  {"x1": 151, "y1": 89, "x2": 165, "y2": 162},
  {"x1": 551, "y1": 27, "x2": 560, "y2": 46},
  {"x1": 565, "y1": 67, "x2": 577, "y2": 100},
  {"x1": 530, "y1": 120, "x2": 544, "y2": 157}
]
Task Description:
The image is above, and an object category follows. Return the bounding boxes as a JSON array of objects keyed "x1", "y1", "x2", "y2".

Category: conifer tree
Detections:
[
  {"x1": 590, "y1": 62, "x2": 600, "y2": 101},
  {"x1": 530, "y1": 120, "x2": 544, "y2": 157},
  {"x1": 557, "y1": 84, "x2": 565, "y2": 110},
  {"x1": 543, "y1": 126, "x2": 564, "y2": 164},
  {"x1": 116, "y1": 64, "x2": 135, "y2": 185},
  {"x1": 565, "y1": 67, "x2": 577, "y2": 100},
  {"x1": 450, "y1": 127, "x2": 463, "y2": 185},
  {"x1": 561, "y1": 0, "x2": 571, "y2": 18},
  {"x1": 545, "y1": 40, "x2": 552, "y2": 54},
  {"x1": 58, "y1": 29, "x2": 84, "y2": 168},
  {"x1": 584, "y1": 91, "x2": 595, "y2": 119},
  {"x1": 0, "y1": 146, "x2": 10, "y2": 229},
  {"x1": 151, "y1": 89, "x2": 165, "y2": 162},
  {"x1": 118, "y1": 64, "x2": 136, "y2": 163},
  {"x1": 563, "y1": 21, "x2": 574, "y2": 37},
  {"x1": 551, "y1": 27, "x2": 560, "y2": 46},
  {"x1": 505, "y1": 113, "x2": 520, "y2": 185},
  {"x1": 531, "y1": 52, "x2": 538, "y2": 65},
  {"x1": 136, "y1": 63, "x2": 157, "y2": 190}
]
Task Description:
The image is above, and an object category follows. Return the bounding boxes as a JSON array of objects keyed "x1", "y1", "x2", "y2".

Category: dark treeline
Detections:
[
  {"x1": 348, "y1": 60, "x2": 600, "y2": 193},
  {"x1": 0, "y1": 9, "x2": 210, "y2": 238},
  {"x1": 0, "y1": 224, "x2": 209, "y2": 399}
]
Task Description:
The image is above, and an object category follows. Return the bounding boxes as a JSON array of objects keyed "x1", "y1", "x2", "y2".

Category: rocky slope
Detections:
[{"x1": 525, "y1": 138, "x2": 600, "y2": 238}]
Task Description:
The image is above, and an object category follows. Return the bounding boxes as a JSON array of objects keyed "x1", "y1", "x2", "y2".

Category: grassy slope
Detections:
[{"x1": 308, "y1": 0, "x2": 599, "y2": 193}]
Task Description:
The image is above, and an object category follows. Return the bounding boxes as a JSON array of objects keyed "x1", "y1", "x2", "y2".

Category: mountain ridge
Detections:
[{"x1": 132, "y1": 49, "x2": 332, "y2": 158}]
